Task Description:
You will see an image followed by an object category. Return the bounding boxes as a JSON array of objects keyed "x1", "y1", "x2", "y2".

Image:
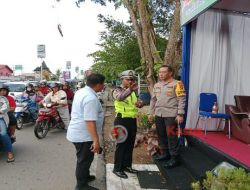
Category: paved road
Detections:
[
  {"x1": 0, "y1": 124, "x2": 76, "y2": 190},
  {"x1": 0, "y1": 90, "x2": 110, "y2": 190}
]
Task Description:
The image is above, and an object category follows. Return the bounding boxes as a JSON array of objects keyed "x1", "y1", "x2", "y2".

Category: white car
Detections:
[{"x1": 4, "y1": 82, "x2": 27, "y2": 98}]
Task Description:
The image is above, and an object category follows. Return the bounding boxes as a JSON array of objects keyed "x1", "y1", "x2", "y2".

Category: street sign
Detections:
[
  {"x1": 80, "y1": 70, "x2": 84, "y2": 75},
  {"x1": 37, "y1": 44, "x2": 46, "y2": 58},
  {"x1": 15, "y1": 65, "x2": 23, "y2": 70},
  {"x1": 66, "y1": 61, "x2": 71, "y2": 69},
  {"x1": 75, "y1": 66, "x2": 79, "y2": 73},
  {"x1": 63, "y1": 71, "x2": 71, "y2": 80}
]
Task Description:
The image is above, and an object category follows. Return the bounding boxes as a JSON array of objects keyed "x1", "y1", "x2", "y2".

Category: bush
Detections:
[
  {"x1": 135, "y1": 113, "x2": 159, "y2": 156},
  {"x1": 137, "y1": 113, "x2": 154, "y2": 129},
  {"x1": 191, "y1": 168, "x2": 250, "y2": 190}
]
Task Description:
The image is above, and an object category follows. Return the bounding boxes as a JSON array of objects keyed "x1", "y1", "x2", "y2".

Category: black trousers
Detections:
[
  {"x1": 73, "y1": 142, "x2": 94, "y2": 188},
  {"x1": 113, "y1": 116, "x2": 137, "y2": 172},
  {"x1": 155, "y1": 116, "x2": 179, "y2": 157}
]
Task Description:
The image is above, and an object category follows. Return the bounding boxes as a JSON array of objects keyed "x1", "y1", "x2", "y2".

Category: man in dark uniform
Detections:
[
  {"x1": 112, "y1": 70, "x2": 143, "y2": 179},
  {"x1": 149, "y1": 65, "x2": 186, "y2": 168}
]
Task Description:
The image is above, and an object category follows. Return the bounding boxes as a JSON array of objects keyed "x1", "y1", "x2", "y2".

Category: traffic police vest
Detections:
[{"x1": 114, "y1": 91, "x2": 138, "y2": 118}]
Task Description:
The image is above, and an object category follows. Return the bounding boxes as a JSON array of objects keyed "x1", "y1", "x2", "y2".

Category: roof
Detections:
[
  {"x1": 213, "y1": 0, "x2": 250, "y2": 13},
  {"x1": 34, "y1": 61, "x2": 51, "y2": 73},
  {"x1": 0, "y1": 65, "x2": 13, "y2": 73}
]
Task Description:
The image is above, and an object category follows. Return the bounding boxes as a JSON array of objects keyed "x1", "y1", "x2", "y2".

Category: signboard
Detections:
[
  {"x1": 75, "y1": 66, "x2": 79, "y2": 73},
  {"x1": 63, "y1": 71, "x2": 71, "y2": 80},
  {"x1": 181, "y1": 0, "x2": 219, "y2": 26},
  {"x1": 66, "y1": 61, "x2": 71, "y2": 69},
  {"x1": 37, "y1": 44, "x2": 46, "y2": 58},
  {"x1": 15, "y1": 65, "x2": 23, "y2": 70}
]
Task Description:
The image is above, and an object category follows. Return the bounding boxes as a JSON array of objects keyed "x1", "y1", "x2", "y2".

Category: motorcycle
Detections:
[
  {"x1": 34, "y1": 102, "x2": 65, "y2": 139},
  {"x1": 15, "y1": 96, "x2": 38, "y2": 130}
]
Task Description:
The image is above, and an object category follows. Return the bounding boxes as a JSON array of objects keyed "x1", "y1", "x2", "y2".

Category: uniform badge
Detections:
[
  {"x1": 166, "y1": 86, "x2": 174, "y2": 96},
  {"x1": 109, "y1": 125, "x2": 128, "y2": 143},
  {"x1": 154, "y1": 87, "x2": 161, "y2": 98},
  {"x1": 175, "y1": 81, "x2": 186, "y2": 97}
]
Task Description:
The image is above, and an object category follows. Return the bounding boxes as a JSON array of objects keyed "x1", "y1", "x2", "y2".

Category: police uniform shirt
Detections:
[{"x1": 149, "y1": 79, "x2": 186, "y2": 117}]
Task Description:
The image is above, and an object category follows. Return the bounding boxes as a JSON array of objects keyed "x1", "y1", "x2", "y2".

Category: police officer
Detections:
[
  {"x1": 112, "y1": 70, "x2": 143, "y2": 179},
  {"x1": 149, "y1": 65, "x2": 186, "y2": 168}
]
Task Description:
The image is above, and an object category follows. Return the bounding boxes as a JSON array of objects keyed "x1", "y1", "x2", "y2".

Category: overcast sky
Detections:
[{"x1": 0, "y1": 0, "x2": 129, "y2": 76}]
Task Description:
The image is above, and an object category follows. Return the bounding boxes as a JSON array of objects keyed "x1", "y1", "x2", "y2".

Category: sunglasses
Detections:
[{"x1": 124, "y1": 78, "x2": 134, "y2": 81}]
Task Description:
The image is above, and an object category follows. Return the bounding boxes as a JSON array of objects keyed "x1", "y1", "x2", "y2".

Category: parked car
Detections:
[
  {"x1": 4, "y1": 82, "x2": 27, "y2": 98},
  {"x1": 25, "y1": 81, "x2": 39, "y2": 87}
]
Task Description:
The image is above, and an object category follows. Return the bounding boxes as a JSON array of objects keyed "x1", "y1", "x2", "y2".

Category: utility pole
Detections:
[
  {"x1": 37, "y1": 44, "x2": 46, "y2": 81},
  {"x1": 40, "y1": 58, "x2": 43, "y2": 80}
]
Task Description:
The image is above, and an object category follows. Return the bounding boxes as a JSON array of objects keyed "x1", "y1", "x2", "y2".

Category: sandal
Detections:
[
  {"x1": 7, "y1": 153, "x2": 15, "y2": 163},
  {"x1": 11, "y1": 135, "x2": 16, "y2": 143}
]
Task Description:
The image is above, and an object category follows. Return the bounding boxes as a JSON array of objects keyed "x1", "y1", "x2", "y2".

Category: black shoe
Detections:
[
  {"x1": 87, "y1": 175, "x2": 96, "y2": 182},
  {"x1": 75, "y1": 184, "x2": 99, "y2": 190},
  {"x1": 154, "y1": 154, "x2": 171, "y2": 161},
  {"x1": 124, "y1": 167, "x2": 138, "y2": 174},
  {"x1": 112, "y1": 171, "x2": 128, "y2": 179},
  {"x1": 164, "y1": 157, "x2": 180, "y2": 169}
]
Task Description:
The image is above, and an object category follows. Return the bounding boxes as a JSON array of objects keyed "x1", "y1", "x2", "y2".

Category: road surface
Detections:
[{"x1": 0, "y1": 124, "x2": 77, "y2": 190}]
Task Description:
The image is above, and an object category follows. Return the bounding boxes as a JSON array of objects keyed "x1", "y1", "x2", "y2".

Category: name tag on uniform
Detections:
[
  {"x1": 166, "y1": 86, "x2": 174, "y2": 96},
  {"x1": 154, "y1": 87, "x2": 161, "y2": 98}
]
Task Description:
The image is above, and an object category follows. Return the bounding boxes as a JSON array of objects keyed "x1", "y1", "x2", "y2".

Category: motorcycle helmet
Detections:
[
  {"x1": 0, "y1": 84, "x2": 10, "y2": 95},
  {"x1": 26, "y1": 83, "x2": 34, "y2": 93},
  {"x1": 76, "y1": 81, "x2": 85, "y2": 89},
  {"x1": 49, "y1": 82, "x2": 60, "y2": 89},
  {"x1": 40, "y1": 80, "x2": 47, "y2": 86}
]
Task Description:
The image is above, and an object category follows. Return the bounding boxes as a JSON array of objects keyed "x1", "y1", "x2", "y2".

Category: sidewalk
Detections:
[
  {"x1": 106, "y1": 163, "x2": 162, "y2": 190},
  {"x1": 94, "y1": 87, "x2": 163, "y2": 190}
]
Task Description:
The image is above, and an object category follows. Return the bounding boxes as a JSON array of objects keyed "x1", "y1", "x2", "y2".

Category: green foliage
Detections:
[
  {"x1": 138, "y1": 113, "x2": 152, "y2": 129},
  {"x1": 82, "y1": 0, "x2": 175, "y2": 81},
  {"x1": 191, "y1": 168, "x2": 250, "y2": 190},
  {"x1": 140, "y1": 114, "x2": 152, "y2": 129},
  {"x1": 89, "y1": 15, "x2": 141, "y2": 81},
  {"x1": 109, "y1": 0, "x2": 175, "y2": 36},
  {"x1": 149, "y1": 0, "x2": 175, "y2": 37},
  {"x1": 50, "y1": 69, "x2": 62, "y2": 81},
  {"x1": 191, "y1": 181, "x2": 201, "y2": 190}
]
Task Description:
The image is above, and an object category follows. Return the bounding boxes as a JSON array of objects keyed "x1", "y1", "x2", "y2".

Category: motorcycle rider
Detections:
[
  {"x1": 34, "y1": 84, "x2": 44, "y2": 103},
  {"x1": 0, "y1": 86, "x2": 15, "y2": 163},
  {"x1": 62, "y1": 81, "x2": 74, "y2": 114},
  {"x1": 76, "y1": 81, "x2": 85, "y2": 90},
  {"x1": 39, "y1": 80, "x2": 50, "y2": 96},
  {"x1": 43, "y1": 83, "x2": 70, "y2": 130},
  {"x1": 22, "y1": 83, "x2": 38, "y2": 120},
  {"x1": 0, "y1": 84, "x2": 17, "y2": 141},
  {"x1": 23, "y1": 83, "x2": 36, "y2": 99}
]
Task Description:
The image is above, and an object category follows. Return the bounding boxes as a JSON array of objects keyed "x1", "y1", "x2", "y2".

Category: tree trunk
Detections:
[
  {"x1": 163, "y1": 0, "x2": 181, "y2": 70},
  {"x1": 123, "y1": 0, "x2": 145, "y2": 59},
  {"x1": 137, "y1": 0, "x2": 155, "y2": 94},
  {"x1": 123, "y1": 0, "x2": 158, "y2": 94},
  {"x1": 122, "y1": 0, "x2": 181, "y2": 94}
]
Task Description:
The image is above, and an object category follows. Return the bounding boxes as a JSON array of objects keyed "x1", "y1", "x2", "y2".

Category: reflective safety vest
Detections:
[{"x1": 114, "y1": 91, "x2": 138, "y2": 118}]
